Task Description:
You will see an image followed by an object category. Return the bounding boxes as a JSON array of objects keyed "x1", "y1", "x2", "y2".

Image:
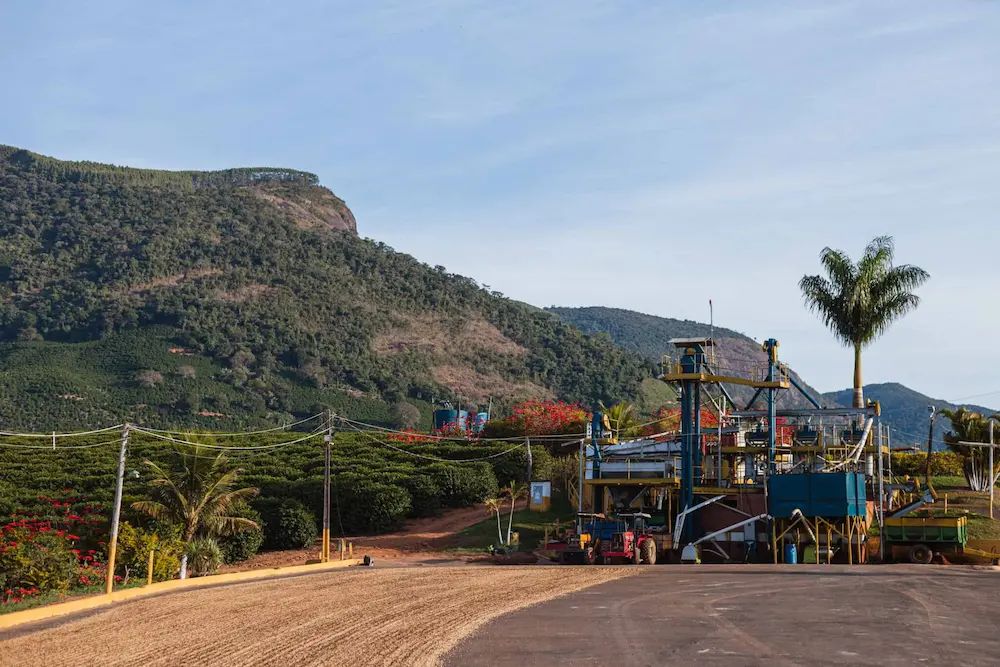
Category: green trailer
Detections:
[{"x1": 882, "y1": 516, "x2": 974, "y2": 564}]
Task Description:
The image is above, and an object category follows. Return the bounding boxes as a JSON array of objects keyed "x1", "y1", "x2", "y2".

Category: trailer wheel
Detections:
[
  {"x1": 641, "y1": 539, "x2": 657, "y2": 565},
  {"x1": 909, "y1": 544, "x2": 933, "y2": 565}
]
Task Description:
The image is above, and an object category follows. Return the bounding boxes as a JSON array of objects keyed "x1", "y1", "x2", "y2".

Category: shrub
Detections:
[
  {"x1": 391, "y1": 401, "x2": 422, "y2": 429},
  {"x1": 400, "y1": 475, "x2": 441, "y2": 518},
  {"x1": 217, "y1": 503, "x2": 264, "y2": 564},
  {"x1": 187, "y1": 538, "x2": 223, "y2": 577},
  {"x1": 0, "y1": 526, "x2": 78, "y2": 600},
  {"x1": 334, "y1": 480, "x2": 412, "y2": 533},
  {"x1": 255, "y1": 498, "x2": 317, "y2": 550},
  {"x1": 117, "y1": 522, "x2": 185, "y2": 582},
  {"x1": 1, "y1": 497, "x2": 110, "y2": 604},
  {"x1": 891, "y1": 451, "x2": 964, "y2": 477},
  {"x1": 430, "y1": 463, "x2": 498, "y2": 508}
]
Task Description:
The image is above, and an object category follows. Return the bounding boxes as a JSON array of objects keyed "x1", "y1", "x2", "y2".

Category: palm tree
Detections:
[
  {"x1": 500, "y1": 481, "x2": 527, "y2": 545},
  {"x1": 483, "y1": 497, "x2": 504, "y2": 546},
  {"x1": 132, "y1": 442, "x2": 259, "y2": 577},
  {"x1": 599, "y1": 401, "x2": 639, "y2": 440},
  {"x1": 799, "y1": 236, "x2": 929, "y2": 408},
  {"x1": 941, "y1": 408, "x2": 998, "y2": 492}
]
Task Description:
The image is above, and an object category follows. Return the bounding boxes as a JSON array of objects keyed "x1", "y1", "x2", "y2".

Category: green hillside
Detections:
[
  {"x1": 0, "y1": 146, "x2": 652, "y2": 429},
  {"x1": 547, "y1": 306, "x2": 825, "y2": 409}
]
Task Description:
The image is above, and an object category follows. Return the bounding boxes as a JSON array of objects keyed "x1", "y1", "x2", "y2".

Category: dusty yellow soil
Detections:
[{"x1": 1, "y1": 566, "x2": 634, "y2": 667}]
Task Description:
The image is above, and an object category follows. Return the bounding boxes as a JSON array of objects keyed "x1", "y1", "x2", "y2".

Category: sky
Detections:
[{"x1": 2, "y1": 1, "x2": 999, "y2": 405}]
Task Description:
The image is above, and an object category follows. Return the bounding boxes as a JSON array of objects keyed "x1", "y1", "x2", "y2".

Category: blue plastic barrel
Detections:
[{"x1": 784, "y1": 543, "x2": 797, "y2": 564}]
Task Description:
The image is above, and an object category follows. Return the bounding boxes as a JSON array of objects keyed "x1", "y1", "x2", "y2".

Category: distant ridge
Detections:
[{"x1": 546, "y1": 306, "x2": 826, "y2": 409}]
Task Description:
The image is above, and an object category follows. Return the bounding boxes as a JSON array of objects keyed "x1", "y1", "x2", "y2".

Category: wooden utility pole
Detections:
[
  {"x1": 105, "y1": 423, "x2": 130, "y2": 594},
  {"x1": 322, "y1": 411, "x2": 333, "y2": 562}
]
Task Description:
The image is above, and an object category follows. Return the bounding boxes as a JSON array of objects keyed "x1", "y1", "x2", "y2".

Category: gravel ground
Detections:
[{"x1": 0, "y1": 565, "x2": 635, "y2": 667}]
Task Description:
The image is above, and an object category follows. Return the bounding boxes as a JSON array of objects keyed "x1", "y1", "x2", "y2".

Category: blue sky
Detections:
[{"x1": 2, "y1": 1, "x2": 999, "y2": 405}]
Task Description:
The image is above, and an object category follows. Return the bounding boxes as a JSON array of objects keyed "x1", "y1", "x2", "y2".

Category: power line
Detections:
[
  {"x1": 0, "y1": 424, "x2": 124, "y2": 439},
  {"x1": 0, "y1": 437, "x2": 122, "y2": 450},
  {"x1": 342, "y1": 421, "x2": 526, "y2": 463},
  {"x1": 136, "y1": 413, "x2": 324, "y2": 437},
  {"x1": 334, "y1": 414, "x2": 585, "y2": 442},
  {"x1": 129, "y1": 425, "x2": 329, "y2": 450}
]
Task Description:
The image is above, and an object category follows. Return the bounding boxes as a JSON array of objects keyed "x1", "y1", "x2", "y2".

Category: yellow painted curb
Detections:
[{"x1": 0, "y1": 558, "x2": 361, "y2": 631}]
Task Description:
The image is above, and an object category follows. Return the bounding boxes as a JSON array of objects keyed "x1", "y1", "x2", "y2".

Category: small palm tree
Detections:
[
  {"x1": 500, "y1": 481, "x2": 527, "y2": 545},
  {"x1": 941, "y1": 408, "x2": 998, "y2": 492},
  {"x1": 132, "y1": 442, "x2": 259, "y2": 576},
  {"x1": 799, "y1": 236, "x2": 928, "y2": 408},
  {"x1": 484, "y1": 497, "x2": 504, "y2": 546},
  {"x1": 599, "y1": 401, "x2": 639, "y2": 440}
]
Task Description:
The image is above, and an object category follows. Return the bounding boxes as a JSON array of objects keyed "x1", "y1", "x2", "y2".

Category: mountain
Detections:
[
  {"x1": 547, "y1": 306, "x2": 826, "y2": 410},
  {"x1": 0, "y1": 146, "x2": 652, "y2": 429},
  {"x1": 821, "y1": 382, "x2": 997, "y2": 449}
]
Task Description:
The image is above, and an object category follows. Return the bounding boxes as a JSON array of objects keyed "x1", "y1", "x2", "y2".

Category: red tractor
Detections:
[{"x1": 553, "y1": 512, "x2": 658, "y2": 565}]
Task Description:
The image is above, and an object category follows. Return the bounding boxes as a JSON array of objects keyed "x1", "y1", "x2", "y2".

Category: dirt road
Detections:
[
  {"x1": 445, "y1": 564, "x2": 1000, "y2": 666},
  {"x1": 222, "y1": 503, "x2": 507, "y2": 571},
  {"x1": 0, "y1": 565, "x2": 632, "y2": 667}
]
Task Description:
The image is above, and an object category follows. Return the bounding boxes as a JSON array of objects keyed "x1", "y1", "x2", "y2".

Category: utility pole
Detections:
[
  {"x1": 322, "y1": 411, "x2": 333, "y2": 562},
  {"x1": 990, "y1": 420, "x2": 995, "y2": 520},
  {"x1": 925, "y1": 406, "x2": 936, "y2": 492},
  {"x1": 525, "y1": 436, "x2": 533, "y2": 483},
  {"x1": 106, "y1": 423, "x2": 130, "y2": 594}
]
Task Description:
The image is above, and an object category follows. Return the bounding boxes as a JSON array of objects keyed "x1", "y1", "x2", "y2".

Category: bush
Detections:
[
  {"x1": 391, "y1": 401, "x2": 422, "y2": 429},
  {"x1": 401, "y1": 474, "x2": 441, "y2": 518},
  {"x1": 429, "y1": 463, "x2": 498, "y2": 508},
  {"x1": 187, "y1": 538, "x2": 223, "y2": 577},
  {"x1": 334, "y1": 480, "x2": 412, "y2": 533},
  {"x1": 0, "y1": 526, "x2": 78, "y2": 600},
  {"x1": 255, "y1": 498, "x2": 317, "y2": 550},
  {"x1": 217, "y1": 503, "x2": 264, "y2": 564},
  {"x1": 891, "y1": 451, "x2": 964, "y2": 477},
  {"x1": 117, "y1": 522, "x2": 185, "y2": 582}
]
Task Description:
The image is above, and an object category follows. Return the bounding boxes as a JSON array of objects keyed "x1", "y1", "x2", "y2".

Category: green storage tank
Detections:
[{"x1": 767, "y1": 472, "x2": 866, "y2": 518}]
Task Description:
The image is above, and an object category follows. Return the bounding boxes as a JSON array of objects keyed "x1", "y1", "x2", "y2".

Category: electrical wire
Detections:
[
  {"x1": 129, "y1": 425, "x2": 328, "y2": 450},
  {"x1": 0, "y1": 437, "x2": 123, "y2": 450},
  {"x1": 334, "y1": 414, "x2": 585, "y2": 442},
  {"x1": 136, "y1": 412, "x2": 325, "y2": 437},
  {"x1": 0, "y1": 424, "x2": 124, "y2": 439},
  {"x1": 342, "y1": 421, "x2": 525, "y2": 462}
]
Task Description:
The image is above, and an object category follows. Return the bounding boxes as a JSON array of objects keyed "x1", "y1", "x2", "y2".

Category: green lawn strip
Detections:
[{"x1": 450, "y1": 498, "x2": 576, "y2": 553}]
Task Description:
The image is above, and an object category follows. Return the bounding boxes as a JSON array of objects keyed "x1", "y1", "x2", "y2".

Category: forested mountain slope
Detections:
[{"x1": 0, "y1": 146, "x2": 650, "y2": 429}]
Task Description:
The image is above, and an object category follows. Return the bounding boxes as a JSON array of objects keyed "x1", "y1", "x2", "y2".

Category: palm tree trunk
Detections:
[
  {"x1": 853, "y1": 344, "x2": 864, "y2": 409},
  {"x1": 506, "y1": 496, "x2": 515, "y2": 545}
]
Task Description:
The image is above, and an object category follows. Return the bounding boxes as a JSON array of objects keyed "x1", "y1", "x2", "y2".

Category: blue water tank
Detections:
[
  {"x1": 433, "y1": 409, "x2": 458, "y2": 430},
  {"x1": 784, "y1": 543, "x2": 798, "y2": 564},
  {"x1": 472, "y1": 412, "x2": 489, "y2": 432}
]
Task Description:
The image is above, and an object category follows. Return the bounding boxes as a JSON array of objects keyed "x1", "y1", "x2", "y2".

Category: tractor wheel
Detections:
[
  {"x1": 909, "y1": 543, "x2": 934, "y2": 565},
  {"x1": 641, "y1": 539, "x2": 657, "y2": 565}
]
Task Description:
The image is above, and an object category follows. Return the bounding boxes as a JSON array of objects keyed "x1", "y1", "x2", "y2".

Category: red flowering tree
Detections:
[{"x1": 482, "y1": 400, "x2": 588, "y2": 438}]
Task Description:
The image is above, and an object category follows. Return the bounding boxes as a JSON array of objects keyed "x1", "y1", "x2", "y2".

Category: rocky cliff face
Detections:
[{"x1": 249, "y1": 182, "x2": 357, "y2": 233}]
